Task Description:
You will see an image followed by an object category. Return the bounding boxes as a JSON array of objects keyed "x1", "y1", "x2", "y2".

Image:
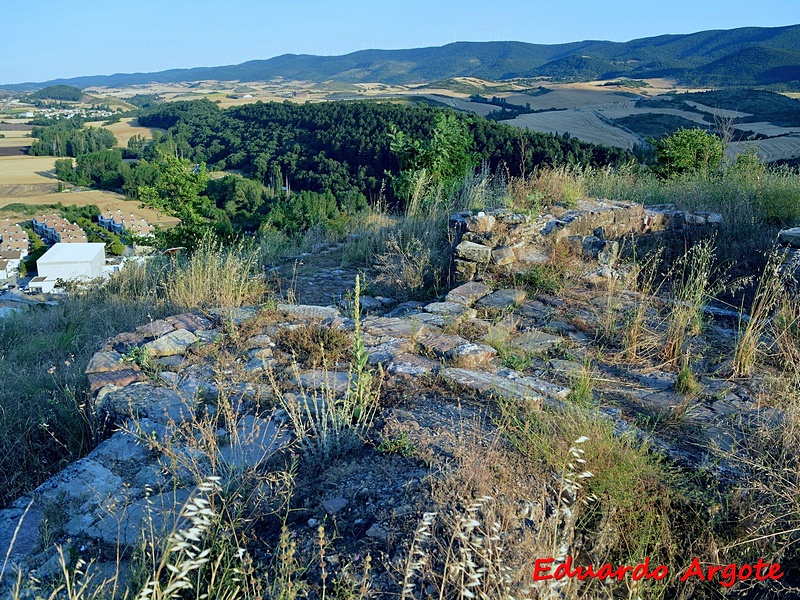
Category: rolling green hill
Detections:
[{"x1": 6, "y1": 24, "x2": 800, "y2": 90}]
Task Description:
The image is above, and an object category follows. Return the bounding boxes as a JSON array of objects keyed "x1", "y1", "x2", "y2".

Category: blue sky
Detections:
[{"x1": 3, "y1": 0, "x2": 800, "y2": 84}]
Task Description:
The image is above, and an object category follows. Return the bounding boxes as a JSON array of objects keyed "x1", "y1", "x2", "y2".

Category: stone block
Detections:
[
  {"x1": 85, "y1": 351, "x2": 126, "y2": 374},
  {"x1": 453, "y1": 343, "x2": 497, "y2": 368},
  {"x1": 101, "y1": 384, "x2": 195, "y2": 423},
  {"x1": 416, "y1": 332, "x2": 469, "y2": 359},
  {"x1": 423, "y1": 302, "x2": 477, "y2": 320},
  {"x1": 455, "y1": 240, "x2": 492, "y2": 264},
  {"x1": 277, "y1": 304, "x2": 341, "y2": 320},
  {"x1": 388, "y1": 353, "x2": 441, "y2": 376},
  {"x1": 466, "y1": 213, "x2": 496, "y2": 233},
  {"x1": 165, "y1": 312, "x2": 214, "y2": 332},
  {"x1": 87, "y1": 369, "x2": 146, "y2": 394},
  {"x1": 454, "y1": 259, "x2": 477, "y2": 282},
  {"x1": 440, "y1": 368, "x2": 545, "y2": 402},
  {"x1": 135, "y1": 320, "x2": 175, "y2": 338},
  {"x1": 779, "y1": 227, "x2": 800, "y2": 248},
  {"x1": 293, "y1": 370, "x2": 350, "y2": 394},
  {"x1": 445, "y1": 281, "x2": 492, "y2": 306},
  {"x1": 491, "y1": 246, "x2": 516, "y2": 266},
  {"x1": 514, "y1": 246, "x2": 550, "y2": 265},
  {"x1": 362, "y1": 316, "x2": 425, "y2": 338},
  {"x1": 508, "y1": 330, "x2": 564, "y2": 353}
]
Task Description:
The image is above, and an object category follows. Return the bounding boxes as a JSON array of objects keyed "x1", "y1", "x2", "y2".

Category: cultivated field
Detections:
[
  {"x1": 508, "y1": 110, "x2": 643, "y2": 148},
  {"x1": 0, "y1": 189, "x2": 180, "y2": 226},
  {"x1": 0, "y1": 156, "x2": 58, "y2": 184},
  {"x1": 0, "y1": 155, "x2": 178, "y2": 227},
  {"x1": 729, "y1": 136, "x2": 800, "y2": 163},
  {"x1": 101, "y1": 117, "x2": 164, "y2": 146},
  {"x1": 45, "y1": 76, "x2": 800, "y2": 162}
]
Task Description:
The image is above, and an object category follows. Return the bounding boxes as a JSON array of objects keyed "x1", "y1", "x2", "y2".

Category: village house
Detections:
[
  {"x1": 98, "y1": 210, "x2": 154, "y2": 237},
  {"x1": 32, "y1": 214, "x2": 87, "y2": 245},
  {"x1": 0, "y1": 219, "x2": 30, "y2": 258}
]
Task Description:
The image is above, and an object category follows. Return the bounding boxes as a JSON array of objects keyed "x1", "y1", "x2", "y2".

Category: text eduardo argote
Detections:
[{"x1": 532, "y1": 556, "x2": 784, "y2": 588}]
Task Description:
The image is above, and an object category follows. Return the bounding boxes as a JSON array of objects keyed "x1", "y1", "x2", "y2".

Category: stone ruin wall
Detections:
[{"x1": 449, "y1": 200, "x2": 725, "y2": 282}]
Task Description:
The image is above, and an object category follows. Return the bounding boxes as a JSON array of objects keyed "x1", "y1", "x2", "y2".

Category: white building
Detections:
[
  {"x1": 36, "y1": 243, "x2": 106, "y2": 282},
  {"x1": 28, "y1": 276, "x2": 57, "y2": 294}
]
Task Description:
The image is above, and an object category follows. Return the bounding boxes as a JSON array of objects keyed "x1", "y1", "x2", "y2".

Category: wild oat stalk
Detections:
[
  {"x1": 662, "y1": 239, "x2": 733, "y2": 365},
  {"x1": 734, "y1": 250, "x2": 790, "y2": 377}
]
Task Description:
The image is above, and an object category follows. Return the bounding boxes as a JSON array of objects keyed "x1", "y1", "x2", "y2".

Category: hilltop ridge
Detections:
[{"x1": 5, "y1": 24, "x2": 800, "y2": 90}]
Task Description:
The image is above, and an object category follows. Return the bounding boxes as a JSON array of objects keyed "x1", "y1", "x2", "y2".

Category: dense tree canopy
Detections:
[{"x1": 29, "y1": 118, "x2": 117, "y2": 158}]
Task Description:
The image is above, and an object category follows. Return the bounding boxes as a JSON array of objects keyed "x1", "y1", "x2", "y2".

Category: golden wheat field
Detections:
[
  {"x1": 0, "y1": 155, "x2": 59, "y2": 184},
  {"x1": 101, "y1": 117, "x2": 164, "y2": 146}
]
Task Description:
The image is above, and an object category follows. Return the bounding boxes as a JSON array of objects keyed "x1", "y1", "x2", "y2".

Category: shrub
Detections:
[{"x1": 654, "y1": 127, "x2": 723, "y2": 179}]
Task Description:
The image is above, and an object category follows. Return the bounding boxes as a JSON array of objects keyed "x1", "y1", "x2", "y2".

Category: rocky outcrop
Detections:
[{"x1": 0, "y1": 275, "x2": 770, "y2": 580}]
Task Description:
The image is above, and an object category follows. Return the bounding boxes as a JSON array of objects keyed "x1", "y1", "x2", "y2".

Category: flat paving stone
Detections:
[
  {"x1": 293, "y1": 370, "x2": 350, "y2": 394},
  {"x1": 453, "y1": 343, "x2": 497, "y2": 368},
  {"x1": 366, "y1": 338, "x2": 412, "y2": 365},
  {"x1": 277, "y1": 304, "x2": 341, "y2": 320},
  {"x1": 219, "y1": 415, "x2": 289, "y2": 470},
  {"x1": 476, "y1": 289, "x2": 527, "y2": 310},
  {"x1": 135, "y1": 320, "x2": 175, "y2": 338},
  {"x1": 440, "y1": 368, "x2": 547, "y2": 402},
  {"x1": 416, "y1": 332, "x2": 470, "y2": 360},
  {"x1": 388, "y1": 353, "x2": 441, "y2": 376},
  {"x1": 423, "y1": 302, "x2": 477, "y2": 320},
  {"x1": 165, "y1": 312, "x2": 213, "y2": 332},
  {"x1": 508, "y1": 330, "x2": 564, "y2": 352},
  {"x1": 101, "y1": 384, "x2": 195, "y2": 423},
  {"x1": 362, "y1": 316, "x2": 428, "y2": 339},
  {"x1": 87, "y1": 368, "x2": 146, "y2": 394}
]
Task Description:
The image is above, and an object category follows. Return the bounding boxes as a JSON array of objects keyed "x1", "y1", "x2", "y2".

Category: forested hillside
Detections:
[{"x1": 137, "y1": 99, "x2": 631, "y2": 202}]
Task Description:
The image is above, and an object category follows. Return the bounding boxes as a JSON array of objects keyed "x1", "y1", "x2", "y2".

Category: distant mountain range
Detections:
[{"x1": 6, "y1": 24, "x2": 800, "y2": 90}]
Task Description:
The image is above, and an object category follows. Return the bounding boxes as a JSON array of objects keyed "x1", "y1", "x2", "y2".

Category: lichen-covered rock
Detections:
[
  {"x1": 423, "y1": 302, "x2": 477, "y2": 321},
  {"x1": 85, "y1": 351, "x2": 126, "y2": 374},
  {"x1": 100, "y1": 384, "x2": 195, "y2": 423},
  {"x1": 277, "y1": 304, "x2": 341, "y2": 320},
  {"x1": 466, "y1": 213, "x2": 496, "y2": 233},
  {"x1": 135, "y1": 319, "x2": 175, "y2": 338},
  {"x1": 508, "y1": 330, "x2": 564, "y2": 352},
  {"x1": 87, "y1": 368, "x2": 146, "y2": 393},
  {"x1": 416, "y1": 332, "x2": 470, "y2": 360},
  {"x1": 454, "y1": 259, "x2": 477, "y2": 282},
  {"x1": 143, "y1": 329, "x2": 198, "y2": 357},
  {"x1": 453, "y1": 343, "x2": 497, "y2": 368}
]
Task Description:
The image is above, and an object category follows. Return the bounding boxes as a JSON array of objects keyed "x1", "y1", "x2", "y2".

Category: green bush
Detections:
[{"x1": 654, "y1": 127, "x2": 723, "y2": 179}]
